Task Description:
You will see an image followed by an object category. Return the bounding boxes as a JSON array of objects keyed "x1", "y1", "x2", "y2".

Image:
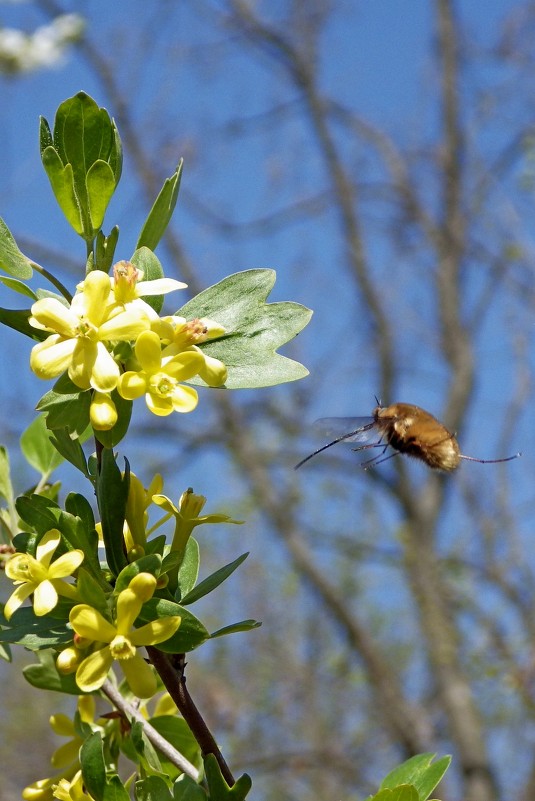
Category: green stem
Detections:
[{"x1": 30, "y1": 260, "x2": 72, "y2": 302}]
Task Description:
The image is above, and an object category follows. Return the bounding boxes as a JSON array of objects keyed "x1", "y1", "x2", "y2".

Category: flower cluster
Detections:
[{"x1": 29, "y1": 262, "x2": 228, "y2": 430}]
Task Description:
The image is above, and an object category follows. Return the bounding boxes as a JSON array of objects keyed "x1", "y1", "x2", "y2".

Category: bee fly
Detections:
[{"x1": 295, "y1": 402, "x2": 521, "y2": 472}]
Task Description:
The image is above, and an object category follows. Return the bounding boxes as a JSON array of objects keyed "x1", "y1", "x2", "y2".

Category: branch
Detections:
[
  {"x1": 146, "y1": 647, "x2": 236, "y2": 787},
  {"x1": 100, "y1": 678, "x2": 200, "y2": 782}
]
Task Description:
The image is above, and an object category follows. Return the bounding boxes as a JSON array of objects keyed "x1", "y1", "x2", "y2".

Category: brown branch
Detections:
[{"x1": 146, "y1": 647, "x2": 235, "y2": 787}]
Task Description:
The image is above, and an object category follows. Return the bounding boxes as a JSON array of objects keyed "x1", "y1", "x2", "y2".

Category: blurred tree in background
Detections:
[{"x1": 1, "y1": 2, "x2": 535, "y2": 800}]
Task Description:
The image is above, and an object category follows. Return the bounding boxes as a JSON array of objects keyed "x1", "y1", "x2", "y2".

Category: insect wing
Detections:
[
  {"x1": 314, "y1": 417, "x2": 378, "y2": 444},
  {"x1": 295, "y1": 416, "x2": 378, "y2": 469}
]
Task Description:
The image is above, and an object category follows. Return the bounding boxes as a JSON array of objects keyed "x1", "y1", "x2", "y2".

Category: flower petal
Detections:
[
  {"x1": 117, "y1": 371, "x2": 147, "y2": 400},
  {"x1": 98, "y1": 308, "x2": 150, "y2": 341},
  {"x1": 75, "y1": 646, "x2": 113, "y2": 692},
  {"x1": 80, "y1": 271, "x2": 115, "y2": 326},
  {"x1": 90, "y1": 391, "x2": 118, "y2": 430},
  {"x1": 48, "y1": 549, "x2": 84, "y2": 578},
  {"x1": 68, "y1": 339, "x2": 97, "y2": 390},
  {"x1": 129, "y1": 615, "x2": 181, "y2": 646},
  {"x1": 163, "y1": 351, "x2": 205, "y2": 380},
  {"x1": 90, "y1": 342, "x2": 120, "y2": 392},
  {"x1": 135, "y1": 330, "x2": 163, "y2": 372},
  {"x1": 35, "y1": 529, "x2": 61, "y2": 566},
  {"x1": 151, "y1": 495, "x2": 178, "y2": 515},
  {"x1": 146, "y1": 392, "x2": 174, "y2": 416},
  {"x1": 4, "y1": 582, "x2": 35, "y2": 620},
  {"x1": 170, "y1": 385, "x2": 199, "y2": 413},
  {"x1": 30, "y1": 336, "x2": 76, "y2": 380},
  {"x1": 33, "y1": 579, "x2": 59, "y2": 616},
  {"x1": 121, "y1": 652, "x2": 158, "y2": 698},
  {"x1": 51, "y1": 740, "x2": 81, "y2": 770},
  {"x1": 69, "y1": 604, "x2": 117, "y2": 642},
  {"x1": 136, "y1": 278, "x2": 187, "y2": 295},
  {"x1": 115, "y1": 588, "x2": 144, "y2": 634},
  {"x1": 198, "y1": 353, "x2": 228, "y2": 386},
  {"x1": 30, "y1": 298, "x2": 78, "y2": 336}
]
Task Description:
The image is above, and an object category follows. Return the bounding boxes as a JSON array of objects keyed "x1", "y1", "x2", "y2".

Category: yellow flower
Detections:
[
  {"x1": 23, "y1": 768, "x2": 79, "y2": 801},
  {"x1": 4, "y1": 529, "x2": 83, "y2": 620},
  {"x1": 50, "y1": 697, "x2": 96, "y2": 769},
  {"x1": 117, "y1": 330, "x2": 204, "y2": 416},
  {"x1": 23, "y1": 699, "x2": 99, "y2": 801},
  {"x1": 153, "y1": 488, "x2": 243, "y2": 559},
  {"x1": 69, "y1": 572, "x2": 181, "y2": 697},
  {"x1": 53, "y1": 770, "x2": 95, "y2": 801},
  {"x1": 124, "y1": 472, "x2": 163, "y2": 555},
  {"x1": 112, "y1": 259, "x2": 187, "y2": 306},
  {"x1": 159, "y1": 315, "x2": 228, "y2": 386},
  {"x1": 29, "y1": 270, "x2": 150, "y2": 392}
]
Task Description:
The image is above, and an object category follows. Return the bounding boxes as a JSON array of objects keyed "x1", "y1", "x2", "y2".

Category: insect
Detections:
[{"x1": 295, "y1": 402, "x2": 521, "y2": 472}]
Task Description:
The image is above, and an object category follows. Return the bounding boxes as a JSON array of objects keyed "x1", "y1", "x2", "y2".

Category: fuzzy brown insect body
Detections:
[
  {"x1": 295, "y1": 402, "x2": 520, "y2": 471},
  {"x1": 373, "y1": 403, "x2": 461, "y2": 471}
]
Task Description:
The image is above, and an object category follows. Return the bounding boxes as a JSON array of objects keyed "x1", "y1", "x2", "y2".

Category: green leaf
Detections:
[
  {"x1": 41, "y1": 147, "x2": 83, "y2": 233},
  {"x1": 0, "y1": 607, "x2": 72, "y2": 649},
  {"x1": 0, "y1": 446, "x2": 13, "y2": 506},
  {"x1": 128, "y1": 720, "x2": 164, "y2": 774},
  {"x1": 138, "y1": 598, "x2": 209, "y2": 653},
  {"x1": 130, "y1": 247, "x2": 165, "y2": 313},
  {"x1": 77, "y1": 568, "x2": 110, "y2": 616},
  {"x1": 380, "y1": 754, "x2": 451, "y2": 800},
  {"x1": 0, "y1": 216, "x2": 33, "y2": 279},
  {"x1": 204, "y1": 754, "x2": 252, "y2": 801},
  {"x1": 103, "y1": 776, "x2": 132, "y2": 801},
  {"x1": 0, "y1": 642, "x2": 11, "y2": 661},
  {"x1": 20, "y1": 414, "x2": 64, "y2": 477},
  {"x1": 136, "y1": 776, "x2": 174, "y2": 801},
  {"x1": 181, "y1": 552, "x2": 248, "y2": 605},
  {"x1": 23, "y1": 649, "x2": 82, "y2": 695},
  {"x1": 0, "y1": 276, "x2": 37, "y2": 300},
  {"x1": 115, "y1": 554, "x2": 163, "y2": 593},
  {"x1": 173, "y1": 537, "x2": 200, "y2": 601},
  {"x1": 81, "y1": 733, "x2": 107, "y2": 801},
  {"x1": 371, "y1": 787, "x2": 419, "y2": 801},
  {"x1": 173, "y1": 775, "x2": 207, "y2": 801},
  {"x1": 177, "y1": 269, "x2": 312, "y2": 388},
  {"x1": 37, "y1": 373, "x2": 91, "y2": 436},
  {"x1": 146, "y1": 534, "x2": 167, "y2": 557},
  {"x1": 41, "y1": 93, "x2": 123, "y2": 240},
  {"x1": 0, "y1": 307, "x2": 46, "y2": 340},
  {"x1": 49, "y1": 428, "x2": 90, "y2": 477},
  {"x1": 57, "y1": 497, "x2": 104, "y2": 586},
  {"x1": 148, "y1": 716, "x2": 203, "y2": 777},
  {"x1": 137, "y1": 161, "x2": 183, "y2": 251},
  {"x1": 87, "y1": 160, "x2": 116, "y2": 229},
  {"x1": 15, "y1": 493, "x2": 60, "y2": 535},
  {"x1": 96, "y1": 449, "x2": 129, "y2": 577},
  {"x1": 209, "y1": 620, "x2": 261, "y2": 638}
]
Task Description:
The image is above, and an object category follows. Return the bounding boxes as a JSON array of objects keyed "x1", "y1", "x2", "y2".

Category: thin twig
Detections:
[{"x1": 101, "y1": 678, "x2": 200, "y2": 782}]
